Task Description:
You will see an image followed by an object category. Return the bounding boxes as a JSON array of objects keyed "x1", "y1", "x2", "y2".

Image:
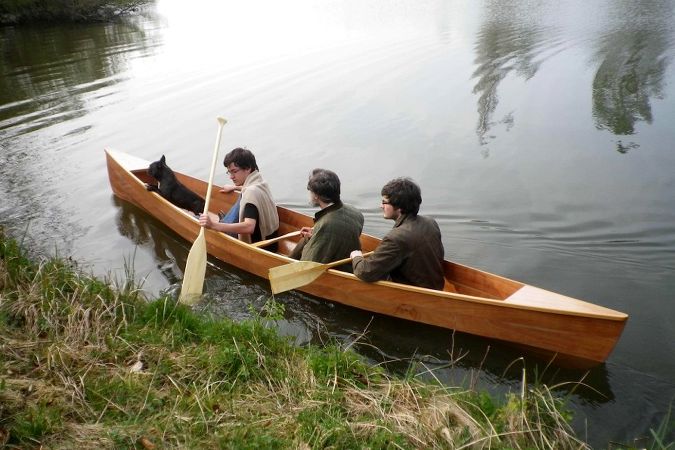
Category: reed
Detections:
[{"x1": 1, "y1": 228, "x2": 592, "y2": 449}]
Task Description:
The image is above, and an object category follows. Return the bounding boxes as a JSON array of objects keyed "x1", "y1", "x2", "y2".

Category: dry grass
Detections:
[{"x1": 0, "y1": 230, "x2": 589, "y2": 449}]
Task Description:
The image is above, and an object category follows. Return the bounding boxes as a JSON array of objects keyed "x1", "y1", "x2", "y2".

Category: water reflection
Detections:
[
  {"x1": 471, "y1": 1, "x2": 559, "y2": 154},
  {"x1": 591, "y1": 2, "x2": 674, "y2": 151},
  {"x1": 0, "y1": 10, "x2": 163, "y2": 255},
  {"x1": 113, "y1": 196, "x2": 186, "y2": 284},
  {"x1": 0, "y1": 12, "x2": 162, "y2": 138},
  {"x1": 350, "y1": 316, "x2": 614, "y2": 404}
]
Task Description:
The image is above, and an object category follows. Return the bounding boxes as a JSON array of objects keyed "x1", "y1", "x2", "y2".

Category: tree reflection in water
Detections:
[
  {"x1": 0, "y1": 11, "x2": 162, "y2": 139},
  {"x1": 591, "y1": 2, "x2": 673, "y2": 152},
  {"x1": 471, "y1": 1, "x2": 559, "y2": 156}
]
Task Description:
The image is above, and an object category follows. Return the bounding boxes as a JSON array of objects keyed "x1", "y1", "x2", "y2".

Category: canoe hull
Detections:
[{"x1": 105, "y1": 149, "x2": 627, "y2": 366}]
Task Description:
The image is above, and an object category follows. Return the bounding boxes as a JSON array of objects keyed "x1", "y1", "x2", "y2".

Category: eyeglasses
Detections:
[
  {"x1": 226, "y1": 167, "x2": 241, "y2": 176},
  {"x1": 381, "y1": 200, "x2": 391, "y2": 205}
]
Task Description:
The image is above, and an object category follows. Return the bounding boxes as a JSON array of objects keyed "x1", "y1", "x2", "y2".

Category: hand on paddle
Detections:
[
  {"x1": 350, "y1": 250, "x2": 363, "y2": 259},
  {"x1": 199, "y1": 213, "x2": 216, "y2": 229},
  {"x1": 300, "y1": 226, "x2": 313, "y2": 238}
]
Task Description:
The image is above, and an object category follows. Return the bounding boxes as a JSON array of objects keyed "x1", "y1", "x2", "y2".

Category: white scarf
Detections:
[{"x1": 239, "y1": 170, "x2": 279, "y2": 242}]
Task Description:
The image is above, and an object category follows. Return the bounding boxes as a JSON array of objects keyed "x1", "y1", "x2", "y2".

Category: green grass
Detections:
[{"x1": 0, "y1": 227, "x2": 637, "y2": 449}]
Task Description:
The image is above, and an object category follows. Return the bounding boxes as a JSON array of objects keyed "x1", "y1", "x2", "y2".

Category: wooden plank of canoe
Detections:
[
  {"x1": 105, "y1": 149, "x2": 628, "y2": 364},
  {"x1": 505, "y1": 285, "x2": 627, "y2": 320},
  {"x1": 108, "y1": 149, "x2": 149, "y2": 172}
]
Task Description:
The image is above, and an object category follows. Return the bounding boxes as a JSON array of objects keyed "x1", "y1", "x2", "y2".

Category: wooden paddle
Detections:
[
  {"x1": 269, "y1": 251, "x2": 373, "y2": 294},
  {"x1": 178, "y1": 117, "x2": 227, "y2": 305},
  {"x1": 251, "y1": 230, "x2": 302, "y2": 248}
]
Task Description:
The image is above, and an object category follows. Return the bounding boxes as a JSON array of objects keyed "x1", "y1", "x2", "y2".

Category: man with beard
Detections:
[{"x1": 290, "y1": 168, "x2": 364, "y2": 272}]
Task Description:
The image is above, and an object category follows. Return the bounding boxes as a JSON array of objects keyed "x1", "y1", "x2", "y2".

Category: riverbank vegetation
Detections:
[
  {"x1": 0, "y1": 0, "x2": 150, "y2": 24},
  {"x1": 0, "y1": 228, "x2": 649, "y2": 448}
]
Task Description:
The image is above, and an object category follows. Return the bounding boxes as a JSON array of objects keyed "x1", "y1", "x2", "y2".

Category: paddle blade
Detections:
[
  {"x1": 269, "y1": 260, "x2": 328, "y2": 294},
  {"x1": 179, "y1": 231, "x2": 207, "y2": 305}
]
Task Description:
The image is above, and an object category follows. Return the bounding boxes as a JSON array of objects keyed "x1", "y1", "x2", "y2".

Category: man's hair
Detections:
[
  {"x1": 381, "y1": 177, "x2": 422, "y2": 216},
  {"x1": 223, "y1": 147, "x2": 258, "y2": 171},
  {"x1": 307, "y1": 168, "x2": 341, "y2": 204}
]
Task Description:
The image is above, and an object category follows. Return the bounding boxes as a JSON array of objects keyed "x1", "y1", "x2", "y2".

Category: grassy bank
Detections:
[
  {"x1": 1, "y1": 229, "x2": 590, "y2": 449},
  {"x1": 0, "y1": 0, "x2": 150, "y2": 24}
]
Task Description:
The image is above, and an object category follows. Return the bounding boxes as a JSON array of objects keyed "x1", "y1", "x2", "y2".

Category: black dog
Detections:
[{"x1": 146, "y1": 155, "x2": 205, "y2": 215}]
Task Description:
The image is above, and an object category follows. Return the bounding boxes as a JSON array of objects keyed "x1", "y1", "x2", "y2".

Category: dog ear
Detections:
[{"x1": 160, "y1": 155, "x2": 166, "y2": 165}]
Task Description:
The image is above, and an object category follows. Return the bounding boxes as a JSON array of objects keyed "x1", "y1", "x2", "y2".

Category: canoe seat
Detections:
[{"x1": 278, "y1": 240, "x2": 296, "y2": 256}]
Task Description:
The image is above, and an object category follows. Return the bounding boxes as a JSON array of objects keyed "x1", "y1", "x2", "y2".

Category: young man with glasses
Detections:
[
  {"x1": 350, "y1": 177, "x2": 445, "y2": 290},
  {"x1": 199, "y1": 147, "x2": 279, "y2": 247}
]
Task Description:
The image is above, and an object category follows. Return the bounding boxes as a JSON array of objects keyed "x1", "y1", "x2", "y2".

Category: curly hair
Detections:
[
  {"x1": 307, "y1": 168, "x2": 341, "y2": 204},
  {"x1": 381, "y1": 177, "x2": 422, "y2": 216}
]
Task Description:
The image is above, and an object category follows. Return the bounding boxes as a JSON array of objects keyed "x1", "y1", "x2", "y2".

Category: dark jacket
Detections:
[
  {"x1": 352, "y1": 214, "x2": 444, "y2": 290},
  {"x1": 290, "y1": 201, "x2": 364, "y2": 271}
]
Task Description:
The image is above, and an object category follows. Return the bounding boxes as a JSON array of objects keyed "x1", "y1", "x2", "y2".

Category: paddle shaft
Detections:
[
  {"x1": 323, "y1": 251, "x2": 373, "y2": 270},
  {"x1": 202, "y1": 117, "x2": 228, "y2": 217},
  {"x1": 251, "y1": 230, "x2": 301, "y2": 248},
  {"x1": 193, "y1": 117, "x2": 227, "y2": 242},
  {"x1": 178, "y1": 117, "x2": 227, "y2": 304}
]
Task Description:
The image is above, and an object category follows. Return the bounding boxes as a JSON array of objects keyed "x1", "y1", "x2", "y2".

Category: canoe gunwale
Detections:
[
  {"x1": 110, "y1": 149, "x2": 625, "y2": 321},
  {"x1": 105, "y1": 148, "x2": 628, "y2": 364}
]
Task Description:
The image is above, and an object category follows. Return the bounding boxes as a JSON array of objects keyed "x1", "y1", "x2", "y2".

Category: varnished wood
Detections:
[
  {"x1": 179, "y1": 117, "x2": 226, "y2": 304},
  {"x1": 251, "y1": 230, "x2": 302, "y2": 248},
  {"x1": 106, "y1": 149, "x2": 628, "y2": 365},
  {"x1": 270, "y1": 251, "x2": 374, "y2": 294}
]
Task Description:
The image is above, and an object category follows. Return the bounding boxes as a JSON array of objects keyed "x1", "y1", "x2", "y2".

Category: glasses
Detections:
[
  {"x1": 381, "y1": 200, "x2": 391, "y2": 205},
  {"x1": 226, "y1": 167, "x2": 241, "y2": 176}
]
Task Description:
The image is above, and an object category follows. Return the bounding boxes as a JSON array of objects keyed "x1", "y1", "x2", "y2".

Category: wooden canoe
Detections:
[{"x1": 105, "y1": 149, "x2": 628, "y2": 366}]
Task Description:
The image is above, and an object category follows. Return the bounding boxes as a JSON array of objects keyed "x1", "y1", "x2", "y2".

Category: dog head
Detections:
[{"x1": 148, "y1": 155, "x2": 167, "y2": 181}]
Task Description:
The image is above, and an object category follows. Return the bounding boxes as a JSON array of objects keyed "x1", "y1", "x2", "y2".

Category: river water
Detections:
[{"x1": 1, "y1": 0, "x2": 674, "y2": 446}]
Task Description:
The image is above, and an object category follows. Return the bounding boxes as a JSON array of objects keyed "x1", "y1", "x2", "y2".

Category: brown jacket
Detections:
[{"x1": 352, "y1": 214, "x2": 444, "y2": 290}]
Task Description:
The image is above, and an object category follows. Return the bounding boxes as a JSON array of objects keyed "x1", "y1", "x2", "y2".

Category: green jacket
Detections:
[
  {"x1": 352, "y1": 214, "x2": 444, "y2": 290},
  {"x1": 291, "y1": 201, "x2": 364, "y2": 271}
]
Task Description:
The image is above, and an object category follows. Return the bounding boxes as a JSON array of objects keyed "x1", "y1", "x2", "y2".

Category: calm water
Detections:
[{"x1": 2, "y1": 0, "x2": 674, "y2": 446}]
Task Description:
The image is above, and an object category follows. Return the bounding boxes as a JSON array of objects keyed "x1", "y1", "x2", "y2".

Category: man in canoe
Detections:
[
  {"x1": 290, "y1": 169, "x2": 364, "y2": 271},
  {"x1": 199, "y1": 148, "x2": 280, "y2": 247},
  {"x1": 350, "y1": 177, "x2": 445, "y2": 290}
]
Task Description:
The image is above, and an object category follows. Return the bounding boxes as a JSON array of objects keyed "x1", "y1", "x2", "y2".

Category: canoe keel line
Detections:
[{"x1": 105, "y1": 149, "x2": 628, "y2": 367}]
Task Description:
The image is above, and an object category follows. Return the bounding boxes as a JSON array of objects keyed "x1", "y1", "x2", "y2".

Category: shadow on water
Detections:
[
  {"x1": 0, "y1": 10, "x2": 163, "y2": 138},
  {"x1": 113, "y1": 195, "x2": 290, "y2": 315},
  {"x1": 590, "y1": 1, "x2": 674, "y2": 152},
  {"x1": 112, "y1": 195, "x2": 615, "y2": 406},
  {"x1": 113, "y1": 196, "x2": 187, "y2": 285}
]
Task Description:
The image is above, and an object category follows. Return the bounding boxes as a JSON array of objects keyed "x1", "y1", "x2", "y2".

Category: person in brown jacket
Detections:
[{"x1": 350, "y1": 177, "x2": 445, "y2": 290}]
